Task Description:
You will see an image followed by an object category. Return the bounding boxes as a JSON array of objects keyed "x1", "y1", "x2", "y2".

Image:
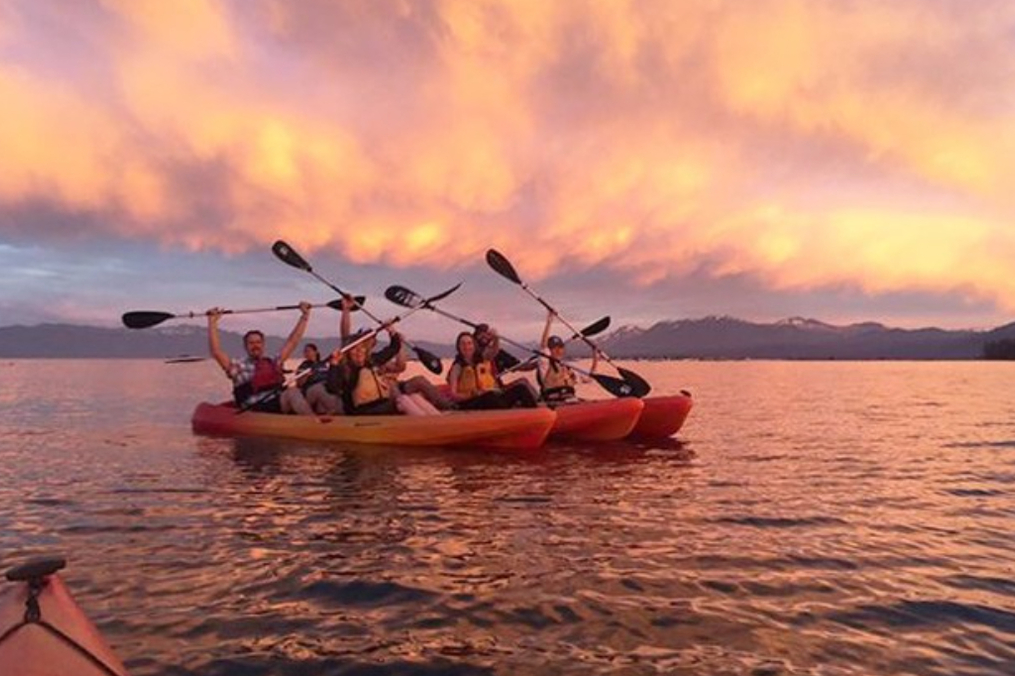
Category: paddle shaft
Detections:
[
  {"x1": 500, "y1": 320, "x2": 603, "y2": 376},
  {"x1": 416, "y1": 303, "x2": 607, "y2": 381},
  {"x1": 515, "y1": 280, "x2": 627, "y2": 366},
  {"x1": 236, "y1": 309, "x2": 420, "y2": 413},
  {"x1": 293, "y1": 259, "x2": 439, "y2": 369}
]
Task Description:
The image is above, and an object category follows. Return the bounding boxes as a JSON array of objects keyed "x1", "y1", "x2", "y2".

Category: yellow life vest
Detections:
[
  {"x1": 352, "y1": 367, "x2": 390, "y2": 408},
  {"x1": 455, "y1": 361, "x2": 498, "y2": 399},
  {"x1": 475, "y1": 360, "x2": 498, "y2": 391}
]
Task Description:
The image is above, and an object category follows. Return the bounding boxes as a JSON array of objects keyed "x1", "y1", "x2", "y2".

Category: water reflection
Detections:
[{"x1": 3, "y1": 360, "x2": 1015, "y2": 675}]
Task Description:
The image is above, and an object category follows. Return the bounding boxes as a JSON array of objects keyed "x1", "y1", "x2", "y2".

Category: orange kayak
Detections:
[
  {"x1": 550, "y1": 398, "x2": 645, "y2": 441},
  {"x1": 192, "y1": 401, "x2": 556, "y2": 450},
  {"x1": 627, "y1": 392, "x2": 694, "y2": 439},
  {"x1": 0, "y1": 558, "x2": 128, "y2": 676}
]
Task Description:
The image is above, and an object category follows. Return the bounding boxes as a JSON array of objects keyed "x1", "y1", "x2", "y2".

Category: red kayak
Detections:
[
  {"x1": 627, "y1": 392, "x2": 693, "y2": 439},
  {"x1": 550, "y1": 398, "x2": 645, "y2": 441},
  {"x1": 0, "y1": 558, "x2": 128, "y2": 676}
]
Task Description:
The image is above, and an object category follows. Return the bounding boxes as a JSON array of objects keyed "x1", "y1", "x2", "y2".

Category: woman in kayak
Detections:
[
  {"x1": 328, "y1": 327, "x2": 442, "y2": 416},
  {"x1": 207, "y1": 302, "x2": 315, "y2": 414},
  {"x1": 447, "y1": 332, "x2": 538, "y2": 409},
  {"x1": 336, "y1": 299, "x2": 452, "y2": 415},
  {"x1": 539, "y1": 310, "x2": 599, "y2": 403},
  {"x1": 296, "y1": 342, "x2": 340, "y2": 414}
]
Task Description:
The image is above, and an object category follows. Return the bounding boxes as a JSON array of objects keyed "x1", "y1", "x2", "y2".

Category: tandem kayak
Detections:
[
  {"x1": 0, "y1": 558, "x2": 128, "y2": 676},
  {"x1": 626, "y1": 392, "x2": 694, "y2": 439},
  {"x1": 191, "y1": 401, "x2": 557, "y2": 450},
  {"x1": 549, "y1": 397, "x2": 645, "y2": 441}
]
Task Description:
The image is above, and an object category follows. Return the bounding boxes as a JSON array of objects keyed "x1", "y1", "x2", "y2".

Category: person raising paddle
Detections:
[
  {"x1": 207, "y1": 302, "x2": 315, "y2": 415},
  {"x1": 538, "y1": 309, "x2": 599, "y2": 403}
]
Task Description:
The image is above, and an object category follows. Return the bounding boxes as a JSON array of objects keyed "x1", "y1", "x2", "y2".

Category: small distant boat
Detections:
[
  {"x1": 163, "y1": 355, "x2": 206, "y2": 364},
  {"x1": 0, "y1": 557, "x2": 128, "y2": 676},
  {"x1": 191, "y1": 401, "x2": 557, "y2": 450}
]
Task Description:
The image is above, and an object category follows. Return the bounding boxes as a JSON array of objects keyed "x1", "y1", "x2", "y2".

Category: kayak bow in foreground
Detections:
[{"x1": 0, "y1": 557, "x2": 128, "y2": 676}]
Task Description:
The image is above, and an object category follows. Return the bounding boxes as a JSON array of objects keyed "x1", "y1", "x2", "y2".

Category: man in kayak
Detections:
[
  {"x1": 473, "y1": 323, "x2": 540, "y2": 403},
  {"x1": 539, "y1": 310, "x2": 599, "y2": 403},
  {"x1": 207, "y1": 302, "x2": 315, "y2": 414}
]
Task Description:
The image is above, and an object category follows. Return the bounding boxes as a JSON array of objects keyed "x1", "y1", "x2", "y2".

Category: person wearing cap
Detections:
[{"x1": 538, "y1": 309, "x2": 599, "y2": 403}]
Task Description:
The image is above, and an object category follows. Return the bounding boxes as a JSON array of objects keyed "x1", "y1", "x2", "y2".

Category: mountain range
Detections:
[{"x1": 1, "y1": 316, "x2": 1013, "y2": 360}]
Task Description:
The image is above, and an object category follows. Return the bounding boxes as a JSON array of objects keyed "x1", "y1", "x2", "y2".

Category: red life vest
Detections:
[{"x1": 250, "y1": 358, "x2": 283, "y2": 393}]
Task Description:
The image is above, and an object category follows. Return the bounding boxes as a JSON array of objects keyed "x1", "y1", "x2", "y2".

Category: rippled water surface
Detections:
[{"x1": 2, "y1": 359, "x2": 1014, "y2": 675}]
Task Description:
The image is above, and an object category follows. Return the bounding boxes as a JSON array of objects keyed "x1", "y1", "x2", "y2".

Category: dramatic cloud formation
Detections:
[{"x1": 2, "y1": 0, "x2": 1014, "y2": 328}]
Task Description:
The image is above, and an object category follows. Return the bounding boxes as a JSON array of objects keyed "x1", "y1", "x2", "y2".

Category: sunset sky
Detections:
[{"x1": 2, "y1": 0, "x2": 1014, "y2": 341}]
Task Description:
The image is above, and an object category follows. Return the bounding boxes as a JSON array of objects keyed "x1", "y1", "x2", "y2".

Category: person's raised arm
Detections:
[
  {"x1": 541, "y1": 309, "x2": 554, "y2": 351},
  {"x1": 372, "y1": 327, "x2": 403, "y2": 366},
  {"x1": 340, "y1": 295, "x2": 354, "y2": 342},
  {"x1": 279, "y1": 301, "x2": 312, "y2": 362},
  {"x1": 207, "y1": 308, "x2": 231, "y2": 372}
]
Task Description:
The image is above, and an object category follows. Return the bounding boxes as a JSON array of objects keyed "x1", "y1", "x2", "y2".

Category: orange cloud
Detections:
[{"x1": 2, "y1": 0, "x2": 1015, "y2": 314}]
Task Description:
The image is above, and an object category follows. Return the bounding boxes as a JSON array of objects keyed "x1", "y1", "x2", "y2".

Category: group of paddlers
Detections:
[{"x1": 208, "y1": 295, "x2": 599, "y2": 416}]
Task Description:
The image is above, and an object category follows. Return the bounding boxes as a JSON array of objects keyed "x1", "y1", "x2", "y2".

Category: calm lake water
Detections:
[{"x1": 1, "y1": 359, "x2": 1014, "y2": 675}]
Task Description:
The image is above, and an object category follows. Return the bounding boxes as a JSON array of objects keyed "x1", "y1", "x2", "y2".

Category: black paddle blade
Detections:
[
  {"x1": 331, "y1": 295, "x2": 366, "y2": 312},
  {"x1": 592, "y1": 373, "x2": 637, "y2": 398},
  {"x1": 122, "y1": 311, "x2": 175, "y2": 329},
  {"x1": 272, "y1": 240, "x2": 313, "y2": 272},
  {"x1": 485, "y1": 248, "x2": 522, "y2": 284},
  {"x1": 414, "y1": 347, "x2": 444, "y2": 375},
  {"x1": 579, "y1": 316, "x2": 611, "y2": 338},
  {"x1": 385, "y1": 285, "x2": 421, "y2": 308},
  {"x1": 426, "y1": 282, "x2": 462, "y2": 303},
  {"x1": 617, "y1": 367, "x2": 652, "y2": 397}
]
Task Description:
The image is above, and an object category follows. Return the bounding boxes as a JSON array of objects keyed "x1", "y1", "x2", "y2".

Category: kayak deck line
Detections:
[{"x1": 1, "y1": 558, "x2": 128, "y2": 676}]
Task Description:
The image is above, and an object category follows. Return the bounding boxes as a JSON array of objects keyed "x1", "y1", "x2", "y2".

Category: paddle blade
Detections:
[
  {"x1": 592, "y1": 373, "x2": 637, "y2": 398},
  {"x1": 426, "y1": 282, "x2": 462, "y2": 303},
  {"x1": 485, "y1": 249, "x2": 522, "y2": 284},
  {"x1": 414, "y1": 347, "x2": 444, "y2": 375},
  {"x1": 579, "y1": 316, "x2": 611, "y2": 338},
  {"x1": 272, "y1": 240, "x2": 313, "y2": 272},
  {"x1": 122, "y1": 311, "x2": 175, "y2": 329},
  {"x1": 617, "y1": 366, "x2": 652, "y2": 397},
  {"x1": 323, "y1": 296, "x2": 366, "y2": 312},
  {"x1": 385, "y1": 285, "x2": 422, "y2": 309}
]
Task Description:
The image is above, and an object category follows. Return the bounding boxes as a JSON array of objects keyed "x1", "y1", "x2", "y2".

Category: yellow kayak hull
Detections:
[{"x1": 192, "y1": 401, "x2": 556, "y2": 450}]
